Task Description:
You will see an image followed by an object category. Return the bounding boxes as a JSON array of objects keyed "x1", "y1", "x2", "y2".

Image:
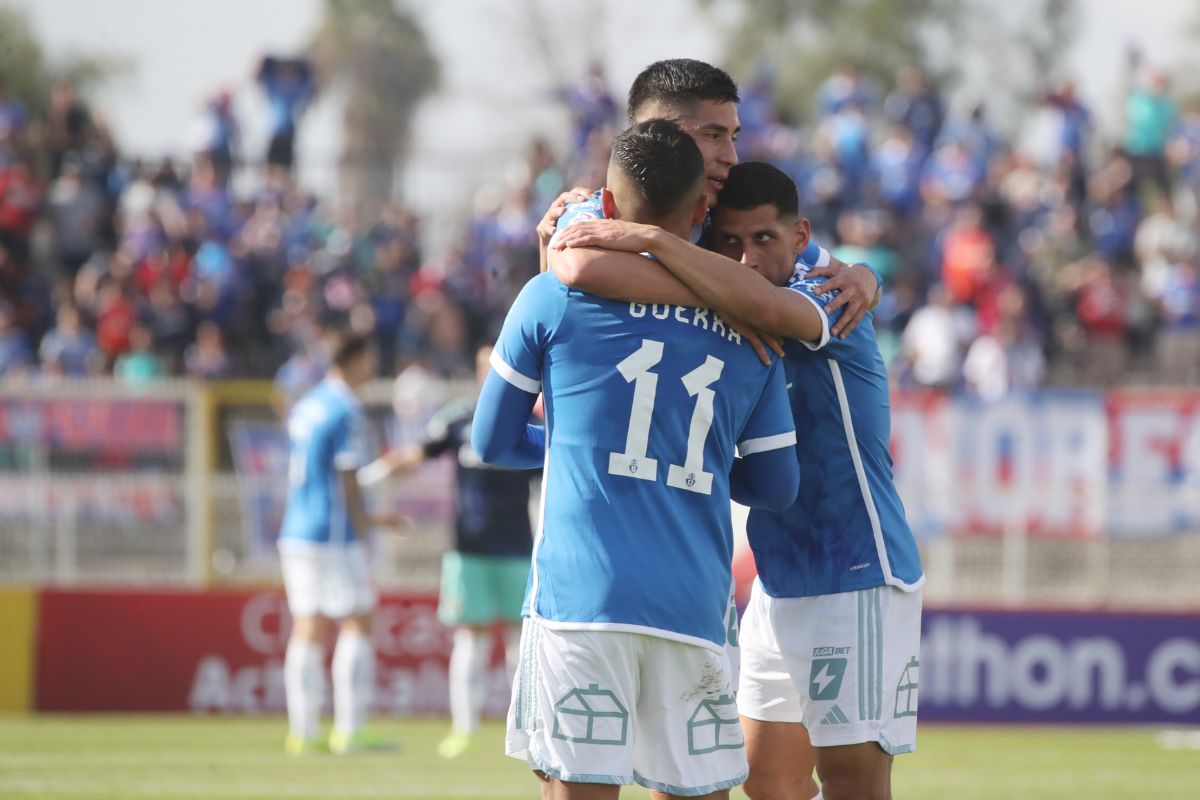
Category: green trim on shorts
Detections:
[
  {"x1": 528, "y1": 752, "x2": 627, "y2": 785},
  {"x1": 633, "y1": 769, "x2": 749, "y2": 797},
  {"x1": 438, "y1": 550, "x2": 529, "y2": 627}
]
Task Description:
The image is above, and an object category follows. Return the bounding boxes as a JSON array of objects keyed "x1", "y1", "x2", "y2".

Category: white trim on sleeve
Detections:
[
  {"x1": 490, "y1": 349, "x2": 541, "y2": 394},
  {"x1": 790, "y1": 289, "x2": 831, "y2": 351},
  {"x1": 737, "y1": 430, "x2": 797, "y2": 456}
]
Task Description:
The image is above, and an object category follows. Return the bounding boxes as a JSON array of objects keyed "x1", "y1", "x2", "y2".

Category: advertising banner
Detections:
[
  {"x1": 920, "y1": 608, "x2": 1200, "y2": 724},
  {"x1": 35, "y1": 590, "x2": 1199, "y2": 724},
  {"x1": 35, "y1": 589, "x2": 509, "y2": 717},
  {"x1": 890, "y1": 389, "x2": 1200, "y2": 538}
]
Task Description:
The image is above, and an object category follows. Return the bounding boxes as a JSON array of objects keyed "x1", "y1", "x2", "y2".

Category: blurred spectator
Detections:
[
  {"x1": 962, "y1": 285, "x2": 1045, "y2": 400},
  {"x1": 815, "y1": 65, "x2": 876, "y2": 118},
  {"x1": 190, "y1": 90, "x2": 239, "y2": 184},
  {"x1": 1074, "y1": 260, "x2": 1132, "y2": 386},
  {"x1": 1150, "y1": 260, "x2": 1200, "y2": 385},
  {"x1": 884, "y1": 67, "x2": 944, "y2": 154},
  {"x1": 44, "y1": 79, "x2": 92, "y2": 179},
  {"x1": 257, "y1": 56, "x2": 315, "y2": 173},
  {"x1": 558, "y1": 63, "x2": 618, "y2": 155},
  {"x1": 0, "y1": 155, "x2": 41, "y2": 266},
  {"x1": 39, "y1": 304, "x2": 100, "y2": 377},
  {"x1": 1043, "y1": 80, "x2": 1092, "y2": 207},
  {"x1": 0, "y1": 301, "x2": 31, "y2": 376},
  {"x1": 48, "y1": 154, "x2": 105, "y2": 279},
  {"x1": 1167, "y1": 98, "x2": 1200, "y2": 217},
  {"x1": 1124, "y1": 68, "x2": 1176, "y2": 199},
  {"x1": 902, "y1": 283, "x2": 970, "y2": 390},
  {"x1": 114, "y1": 322, "x2": 166, "y2": 384},
  {"x1": 184, "y1": 320, "x2": 233, "y2": 379}
]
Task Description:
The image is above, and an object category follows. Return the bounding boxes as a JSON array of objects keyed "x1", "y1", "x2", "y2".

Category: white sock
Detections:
[
  {"x1": 449, "y1": 628, "x2": 491, "y2": 735},
  {"x1": 284, "y1": 639, "x2": 324, "y2": 741},
  {"x1": 332, "y1": 629, "x2": 374, "y2": 737}
]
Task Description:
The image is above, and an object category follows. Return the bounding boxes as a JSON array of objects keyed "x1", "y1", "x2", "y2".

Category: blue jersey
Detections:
[
  {"x1": 747, "y1": 263, "x2": 924, "y2": 597},
  {"x1": 491, "y1": 272, "x2": 795, "y2": 650},
  {"x1": 279, "y1": 378, "x2": 369, "y2": 546}
]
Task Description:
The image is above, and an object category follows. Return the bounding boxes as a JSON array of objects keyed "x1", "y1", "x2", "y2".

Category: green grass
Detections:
[{"x1": 0, "y1": 716, "x2": 1197, "y2": 799}]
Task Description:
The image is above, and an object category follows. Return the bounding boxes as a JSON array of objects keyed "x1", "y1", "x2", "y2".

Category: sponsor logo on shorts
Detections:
[
  {"x1": 810, "y1": 658, "x2": 848, "y2": 701},
  {"x1": 894, "y1": 657, "x2": 919, "y2": 718},
  {"x1": 552, "y1": 684, "x2": 629, "y2": 746},
  {"x1": 819, "y1": 704, "x2": 851, "y2": 726},
  {"x1": 687, "y1": 694, "x2": 744, "y2": 755},
  {"x1": 812, "y1": 646, "x2": 851, "y2": 657}
]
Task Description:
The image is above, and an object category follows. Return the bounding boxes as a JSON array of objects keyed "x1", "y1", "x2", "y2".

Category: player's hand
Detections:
[
  {"x1": 726, "y1": 315, "x2": 785, "y2": 366},
  {"x1": 550, "y1": 218, "x2": 657, "y2": 254},
  {"x1": 538, "y1": 187, "x2": 593, "y2": 250},
  {"x1": 372, "y1": 512, "x2": 413, "y2": 533},
  {"x1": 805, "y1": 261, "x2": 879, "y2": 339}
]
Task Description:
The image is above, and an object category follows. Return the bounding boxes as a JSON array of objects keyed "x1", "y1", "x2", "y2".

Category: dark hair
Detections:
[
  {"x1": 626, "y1": 59, "x2": 739, "y2": 122},
  {"x1": 332, "y1": 333, "x2": 373, "y2": 370},
  {"x1": 716, "y1": 161, "x2": 799, "y2": 219},
  {"x1": 610, "y1": 119, "x2": 705, "y2": 219}
]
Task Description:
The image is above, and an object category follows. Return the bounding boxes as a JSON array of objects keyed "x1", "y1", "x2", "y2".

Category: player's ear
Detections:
[
  {"x1": 600, "y1": 188, "x2": 617, "y2": 219},
  {"x1": 793, "y1": 217, "x2": 812, "y2": 254},
  {"x1": 691, "y1": 192, "x2": 709, "y2": 227}
]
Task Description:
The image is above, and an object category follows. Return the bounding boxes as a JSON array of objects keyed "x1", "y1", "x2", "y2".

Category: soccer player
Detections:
[
  {"x1": 472, "y1": 120, "x2": 800, "y2": 799},
  {"x1": 539, "y1": 58, "x2": 882, "y2": 342},
  {"x1": 278, "y1": 333, "x2": 396, "y2": 756},
  {"x1": 551, "y1": 162, "x2": 924, "y2": 800},
  {"x1": 359, "y1": 345, "x2": 536, "y2": 760}
]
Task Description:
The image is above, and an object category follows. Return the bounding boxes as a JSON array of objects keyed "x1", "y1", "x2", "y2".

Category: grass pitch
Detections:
[{"x1": 0, "y1": 715, "x2": 1197, "y2": 799}]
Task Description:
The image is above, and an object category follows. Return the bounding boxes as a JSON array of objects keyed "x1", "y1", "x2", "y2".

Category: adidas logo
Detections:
[{"x1": 819, "y1": 705, "x2": 850, "y2": 726}]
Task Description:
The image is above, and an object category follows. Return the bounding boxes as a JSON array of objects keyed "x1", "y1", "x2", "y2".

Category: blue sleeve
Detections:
[
  {"x1": 471, "y1": 373, "x2": 546, "y2": 468},
  {"x1": 474, "y1": 273, "x2": 565, "y2": 467},
  {"x1": 550, "y1": 194, "x2": 604, "y2": 242},
  {"x1": 729, "y1": 448, "x2": 799, "y2": 511},
  {"x1": 737, "y1": 360, "x2": 798, "y2": 451}
]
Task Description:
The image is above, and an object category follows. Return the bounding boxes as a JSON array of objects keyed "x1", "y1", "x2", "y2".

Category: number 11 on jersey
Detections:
[{"x1": 607, "y1": 338, "x2": 723, "y2": 495}]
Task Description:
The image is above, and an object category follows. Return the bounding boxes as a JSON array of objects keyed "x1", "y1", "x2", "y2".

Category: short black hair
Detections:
[
  {"x1": 627, "y1": 59, "x2": 740, "y2": 122},
  {"x1": 610, "y1": 119, "x2": 705, "y2": 219},
  {"x1": 716, "y1": 162, "x2": 799, "y2": 219},
  {"x1": 332, "y1": 332, "x2": 374, "y2": 370}
]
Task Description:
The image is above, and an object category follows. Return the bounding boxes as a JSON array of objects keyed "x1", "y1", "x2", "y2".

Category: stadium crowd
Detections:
[{"x1": 1, "y1": 59, "x2": 1199, "y2": 395}]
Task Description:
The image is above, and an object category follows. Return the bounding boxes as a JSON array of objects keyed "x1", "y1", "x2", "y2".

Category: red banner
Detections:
[{"x1": 35, "y1": 589, "x2": 511, "y2": 715}]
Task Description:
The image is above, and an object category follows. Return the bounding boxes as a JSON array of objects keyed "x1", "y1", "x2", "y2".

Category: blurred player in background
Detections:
[
  {"x1": 473, "y1": 119, "x2": 799, "y2": 799},
  {"x1": 359, "y1": 345, "x2": 536, "y2": 760},
  {"x1": 278, "y1": 333, "x2": 397, "y2": 756},
  {"x1": 552, "y1": 162, "x2": 924, "y2": 800}
]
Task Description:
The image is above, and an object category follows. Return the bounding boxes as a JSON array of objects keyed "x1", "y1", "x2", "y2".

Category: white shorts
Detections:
[
  {"x1": 278, "y1": 540, "x2": 377, "y2": 620},
  {"x1": 738, "y1": 579, "x2": 922, "y2": 756},
  {"x1": 507, "y1": 618, "x2": 748, "y2": 795}
]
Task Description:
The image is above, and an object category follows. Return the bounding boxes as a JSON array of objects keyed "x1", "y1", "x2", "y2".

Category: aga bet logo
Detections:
[{"x1": 809, "y1": 657, "x2": 848, "y2": 701}]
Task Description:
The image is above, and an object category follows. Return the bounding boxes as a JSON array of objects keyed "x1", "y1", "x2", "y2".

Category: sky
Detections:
[{"x1": 13, "y1": 0, "x2": 1198, "y2": 236}]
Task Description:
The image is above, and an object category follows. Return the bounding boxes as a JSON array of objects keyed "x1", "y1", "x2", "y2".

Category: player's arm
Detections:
[
  {"x1": 553, "y1": 220, "x2": 825, "y2": 344},
  {"x1": 549, "y1": 246, "x2": 705, "y2": 307},
  {"x1": 729, "y1": 448, "x2": 799, "y2": 511},
  {"x1": 729, "y1": 360, "x2": 799, "y2": 511},
  {"x1": 472, "y1": 273, "x2": 561, "y2": 468},
  {"x1": 470, "y1": 369, "x2": 546, "y2": 469},
  {"x1": 340, "y1": 467, "x2": 375, "y2": 536}
]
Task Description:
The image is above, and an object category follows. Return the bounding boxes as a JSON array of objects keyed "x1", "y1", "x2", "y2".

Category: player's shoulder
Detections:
[{"x1": 786, "y1": 267, "x2": 837, "y2": 307}]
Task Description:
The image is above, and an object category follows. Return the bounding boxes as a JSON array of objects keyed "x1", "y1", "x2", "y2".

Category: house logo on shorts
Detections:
[
  {"x1": 809, "y1": 656, "x2": 848, "y2": 702},
  {"x1": 687, "y1": 694, "x2": 743, "y2": 755},
  {"x1": 552, "y1": 684, "x2": 629, "y2": 746}
]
